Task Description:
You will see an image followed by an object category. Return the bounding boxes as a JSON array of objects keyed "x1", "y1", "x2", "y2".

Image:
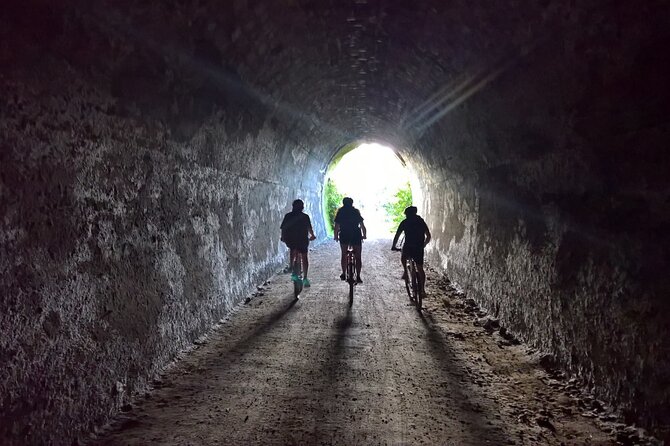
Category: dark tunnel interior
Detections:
[{"x1": 1, "y1": 0, "x2": 669, "y2": 443}]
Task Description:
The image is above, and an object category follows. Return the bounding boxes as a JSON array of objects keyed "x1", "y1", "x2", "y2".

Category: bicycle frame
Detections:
[
  {"x1": 393, "y1": 243, "x2": 423, "y2": 310},
  {"x1": 345, "y1": 245, "x2": 356, "y2": 305},
  {"x1": 405, "y1": 257, "x2": 422, "y2": 309}
]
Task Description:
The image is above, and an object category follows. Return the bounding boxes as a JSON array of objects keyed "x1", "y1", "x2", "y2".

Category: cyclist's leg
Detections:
[
  {"x1": 291, "y1": 248, "x2": 301, "y2": 274},
  {"x1": 415, "y1": 248, "x2": 426, "y2": 294},
  {"x1": 400, "y1": 248, "x2": 409, "y2": 280},
  {"x1": 289, "y1": 247, "x2": 297, "y2": 280},
  {"x1": 302, "y1": 252, "x2": 308, "y2": 278},
  {"x1": 283, "y1": 241, "x2": 293, "y2": 273},
  {"x1": 353, "y1": 243, "x2": 362, "y2": 279},
  {"x1": 339, "y1": 242, "x2": 348, "y2": 278},
  {"x1": 416, "y1": 264, "x2": 426, "y2": 291}
]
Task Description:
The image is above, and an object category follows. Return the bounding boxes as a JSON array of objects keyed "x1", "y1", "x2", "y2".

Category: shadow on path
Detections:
[
  {"x1": 228, "y1": 295, "x2": 298, "y2": 349},
  {"x1": 271, "y1": 302, "x2": 354, "y2": 445},
  {"x1": 317, "y1": 304, "x2": 354, "y2": 433},
  {"x1": 416, "y1": 311, "x2": 510, "y2": 443}
]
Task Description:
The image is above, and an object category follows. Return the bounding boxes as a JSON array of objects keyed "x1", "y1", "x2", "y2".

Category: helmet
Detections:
[
  {"x1": 404, "y1": 206, "x2": 417, "y2": 216},
  {"x1": 342, "y1": 197, "x2": 353, "y2": 207}
]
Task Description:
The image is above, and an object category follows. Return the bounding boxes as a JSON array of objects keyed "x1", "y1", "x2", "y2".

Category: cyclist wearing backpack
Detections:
[
  {"x1": 391, "y1": 206, "x2": 431, "y2": 297},
  {"x1": 280, "y1": 199, "x2": 317, "y2": 287},
  {"x1": 334, "y1": 197, "x2": 367, "y2": 283}
]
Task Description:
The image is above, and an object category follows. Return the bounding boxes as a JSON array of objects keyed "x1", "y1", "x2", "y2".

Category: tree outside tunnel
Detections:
[{"x1": 323, "y1": 142, "x2": 419, "y2": 237}]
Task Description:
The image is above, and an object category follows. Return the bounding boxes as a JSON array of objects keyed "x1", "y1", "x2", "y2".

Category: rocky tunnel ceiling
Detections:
[
  {"x1": 1, "y1": 0, "x2": 669, "y2": 444},
  {"x1": 15, "y1": 0, "x2": 580, "y2": 161}
]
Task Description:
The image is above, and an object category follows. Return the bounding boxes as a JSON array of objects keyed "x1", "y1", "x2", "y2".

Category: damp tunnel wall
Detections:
[
  {"x1": 0, "y1": 3, "x2": 331, "y2": 443},
  {"x1": 408, "y1": 3, "x2": 670, "y2": 432},
  {"x1": 1, "y1": 0, "x2": 670, "y2": 444}
]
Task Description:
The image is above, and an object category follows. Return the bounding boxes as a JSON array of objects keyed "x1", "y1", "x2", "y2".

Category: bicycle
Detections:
[
  {"x1": 345, "y1": 245, "x2": 356, "y2": 305},
  {"x1": 291, "y1": 251, "x2": 303, "y2": 299},
  {"x1": 391, "y1": 243, "x2": 423, "y2": 310}
]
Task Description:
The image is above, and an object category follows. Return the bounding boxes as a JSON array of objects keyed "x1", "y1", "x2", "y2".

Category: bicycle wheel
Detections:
[
  {"x1": 404, "y1": 263, "x2": 413, "y2": 301},
  {"x1": 347, "y1": 253, "x2": 355, "y2": 304},
  {"x1": 409, "y1": 261, "x2": 419, "y2": 305},
  {"x1": 411, "y1": 261, "x2": 422, "y2": 310},
  {"x1": 292, "y1": 258, "x2": 302, "y2": 298}
]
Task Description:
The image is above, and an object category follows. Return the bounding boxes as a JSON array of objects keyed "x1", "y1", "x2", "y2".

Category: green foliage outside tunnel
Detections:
[
  {"x1": 324, "y1": 178, "x2": 343, "y2": 236},
  {"x1": 383, "y1": 182, "x2": 413, "y2": 232}
]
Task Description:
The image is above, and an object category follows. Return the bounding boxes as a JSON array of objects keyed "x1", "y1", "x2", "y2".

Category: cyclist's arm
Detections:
[
  {"x1": 333, "y1": 223, "x2": 340, "y2": 241},
  {"x1": 424, "y1": 227, "x2": 432, "y2": 246},
  {"x1": 360, "y1": 221, "x2": 367, "y2": 239},
  {"x1": 306, "y1": 215, "x2": 316, "y2": 241},
  {"x1": 391, "y1": 223, "x2": 404, "y2": 249},
  {"x1": 279, "y1": 214, "x2": 288, "y2": 242}
]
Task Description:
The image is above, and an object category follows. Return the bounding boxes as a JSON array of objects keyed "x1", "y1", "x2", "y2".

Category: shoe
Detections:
[
  {"x1": 291, "y1": 273, "x2": 300, "y2": 282},
  {"x1": 302, "y1": 278, "x2": 311, "y2": 287},
  {"x1": 340, "y1": 273, "x2": 346, "y2": 281},
  {"x1": 356, "y1": 276, "x2": 363, "y2": 284},
  {"x1": 401, "y1": 272, "x2": 408, "y2": 281}
]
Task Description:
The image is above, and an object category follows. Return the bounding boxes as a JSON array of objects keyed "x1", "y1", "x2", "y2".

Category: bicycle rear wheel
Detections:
[
  {"x1": 411, "y1": 261, "x2": 422, "y2": 310},
  {"x1": 404, "y1": 263, "x2": 413, "y2": 301},
  {"x1": 347, "y1": 254, "x2": 355, "y2": 305},
  {"x1": 292, "y1": 258, "x2": 302, "y2": 298},
  {"x1": 409, "y1": 261, "x2": 419, "y2": 306}
]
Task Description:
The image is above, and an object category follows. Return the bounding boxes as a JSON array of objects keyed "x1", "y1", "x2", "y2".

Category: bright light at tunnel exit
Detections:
[{"x1": 326, "y1": 143, "x2": 418, "y2": 238}]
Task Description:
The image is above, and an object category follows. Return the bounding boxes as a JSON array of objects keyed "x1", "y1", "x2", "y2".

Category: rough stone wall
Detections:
[
  {"x1": 0, "y1": 3, "x2": 325, "y2": 444},
  {"x1": 417, "y1": 1, "x2": 670, "y2": 433},
  {"x1": 2, "y1": 0, "x2": 670, "y2": 442}
]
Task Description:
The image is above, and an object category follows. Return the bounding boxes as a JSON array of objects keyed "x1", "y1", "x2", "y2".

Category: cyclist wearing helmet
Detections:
[
  {"x1": 391, "y1": 206, "x2": 431, "y2": 296},
  {"x1": 334, "y1": 197, "x2": 367, "y2": 283},
  {"x1": 280, "y1": 199, "x2": 317, "y2": 287}
]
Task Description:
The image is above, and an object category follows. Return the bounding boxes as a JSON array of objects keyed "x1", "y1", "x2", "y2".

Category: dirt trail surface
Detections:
[{"x1": 94, "y1": 240, "x2": 652, "y2": 446}]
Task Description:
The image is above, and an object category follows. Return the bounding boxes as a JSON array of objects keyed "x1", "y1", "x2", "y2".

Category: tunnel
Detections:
[{"x1": 1, "y1": 0, "x2": 669, "y2": 444}]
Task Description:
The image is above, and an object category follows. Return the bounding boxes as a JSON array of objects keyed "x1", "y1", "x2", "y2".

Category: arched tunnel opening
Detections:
[
  {"x1": 323, "y1": 141, "x2": 421, "y2": 237},
  {"x1": 1, "y1": 0, "x2": 670, "y2": 444}
]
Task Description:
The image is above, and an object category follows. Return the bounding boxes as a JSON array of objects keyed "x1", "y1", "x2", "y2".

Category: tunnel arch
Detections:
[
  {"x1": 2, "y1": 0, "x2": 670, "y2": 443},
  {"x1": 323, "y1": 138, "x2": 411, "y2": 170},
  {"x1": 321, "y1": 139, "x2": 425, "y2": 237}
]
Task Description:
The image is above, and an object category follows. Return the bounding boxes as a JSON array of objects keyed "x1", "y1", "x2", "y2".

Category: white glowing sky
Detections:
[{"x1": 328, "y1": 143, "x2": 413, "y2": 238}]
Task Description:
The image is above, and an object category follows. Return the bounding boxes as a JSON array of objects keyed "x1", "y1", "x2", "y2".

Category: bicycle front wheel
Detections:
[{"x1": 292, "y1": 258, "x2": 302, "y2": 298}]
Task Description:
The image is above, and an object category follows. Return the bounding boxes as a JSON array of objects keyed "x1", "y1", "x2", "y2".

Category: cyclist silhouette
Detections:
[
  {"x1": 391, "y1": 206, "x2": 431, "y2": 297},
  {"x1": 280, "y1": 199, "x2": 317, "y2": 287},
  {"x1": 334, "y1": 197, "x2": 367, "y2": 283}
]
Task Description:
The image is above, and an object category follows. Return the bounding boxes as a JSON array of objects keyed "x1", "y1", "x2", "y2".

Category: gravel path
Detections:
[{"x1": 94, "y1": 239, "x2": 637, "y2": 445}]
